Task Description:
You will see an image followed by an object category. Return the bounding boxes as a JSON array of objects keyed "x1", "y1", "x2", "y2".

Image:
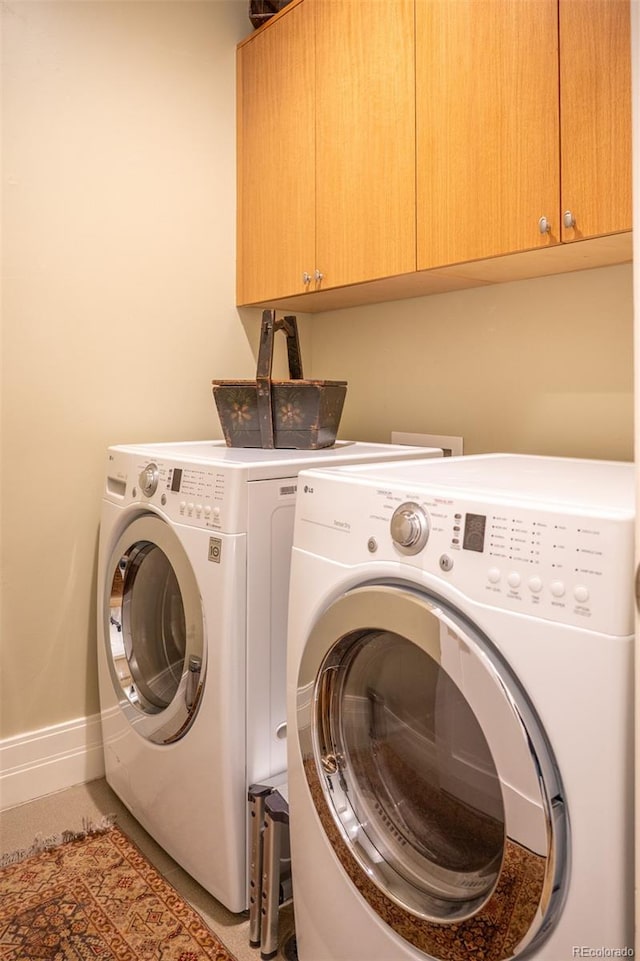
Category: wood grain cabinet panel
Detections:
[
  {"x1": 416, "y1": 0, "x2": 632, "y2": 271},
  {"x1": 237, "y1": 0, "x2": 415, "y2": 305},
  {"x1": 236, "y1": 1, "x2": 315, "y2": 305},
  {"x1": 236, "y1": 0, "x2": 632, "y2": 311},
  {"x1": 416, "y1": 0, "x2": 560, "y2": 270},
  {"x1": 313, "y1": 0, "x2": 416, "y2": 289},
  {"x1": 559, "y1": 0, "x2": 632, "y2": 241}
]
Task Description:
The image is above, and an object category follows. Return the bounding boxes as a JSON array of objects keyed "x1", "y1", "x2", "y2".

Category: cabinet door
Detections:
[
  {"x1": 559, "y1": 0, "x2": 632, "y2": 241},
  {"x1": 416, "y1": 0, "x2": 560, "y2": 270},
  {"x1": 313, "y1": 0, "x2": 416, "y2": 289},
  {"x1": 236, "y1": 2, "x2": 315, "y2": 305}
]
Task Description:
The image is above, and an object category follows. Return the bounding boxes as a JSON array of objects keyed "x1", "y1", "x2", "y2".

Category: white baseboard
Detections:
[{"x1": 0, "y1": 714, "x2": 105, "y2": 812}]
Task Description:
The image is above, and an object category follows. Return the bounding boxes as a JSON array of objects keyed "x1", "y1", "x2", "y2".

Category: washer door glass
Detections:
[
  {"x1": 297, "y1": 584, "x2": 567, "y2": 960},
  {"x1": 105, "y1": 515, "x2": 205, "y2": 744}
]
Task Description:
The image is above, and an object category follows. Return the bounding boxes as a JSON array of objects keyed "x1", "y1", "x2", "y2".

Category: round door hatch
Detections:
[
  {"x1": 104, "y1": 514, "x2": 206, "y2": 744},
  {"x1": 296, "y1": 582, "x2": 567, "y2": 960}
]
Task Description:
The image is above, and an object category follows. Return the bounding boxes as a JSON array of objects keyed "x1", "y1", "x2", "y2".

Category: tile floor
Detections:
[{"x1": 0, "y1": 777, "x2": 295, "y2": 961}]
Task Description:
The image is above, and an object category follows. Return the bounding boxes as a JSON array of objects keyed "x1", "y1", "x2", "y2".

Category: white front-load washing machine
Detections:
[
  {"x1": 286, "y1": 453, "x2": 635, "y2": 961},
  {"x1": 97, "y1": 439, "x2": 439, "y2": 913}
]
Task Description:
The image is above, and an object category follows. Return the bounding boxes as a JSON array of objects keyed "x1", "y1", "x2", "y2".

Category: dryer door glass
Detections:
[
  {"x1": 298, "y1": 584, "x2": 566, "y2": 958},
  {"x1": 106, "y1": 515, "x2": 205, "y2": 744},
  {"x1": 323, "y1": 629, "x2": 505, "y2": 907}
]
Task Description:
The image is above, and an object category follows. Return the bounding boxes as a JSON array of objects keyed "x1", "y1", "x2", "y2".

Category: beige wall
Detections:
[
  {"x1": 1, "y1": 0, "x2": 252, "y2": 740},
  {"x1": 311, "y1": 263, "x2": 634, "y2": 461}
]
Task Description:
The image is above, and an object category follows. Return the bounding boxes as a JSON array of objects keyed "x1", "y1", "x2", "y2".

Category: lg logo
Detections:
[{"x1": 303, "y1": 484, "x2": 314, "y2": 494}]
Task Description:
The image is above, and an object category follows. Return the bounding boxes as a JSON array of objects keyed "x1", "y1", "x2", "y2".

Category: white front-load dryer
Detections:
[
  {"x1": 286, "y1": 453, "x2": 635, "y2": 960},
  {"x1": 97, "y1": 439, "x2": 439, "y2": 913}
]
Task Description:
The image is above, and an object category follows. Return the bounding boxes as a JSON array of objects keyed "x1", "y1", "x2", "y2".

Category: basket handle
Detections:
[
  {"x1": 279, "y1": 315, "x2": 304, "y2": 380},
  {"x1": 256, "y1": 310, "x2": 304, "y2": 448}
]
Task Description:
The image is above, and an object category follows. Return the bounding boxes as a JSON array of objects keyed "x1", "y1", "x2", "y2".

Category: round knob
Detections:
[
  {"x1": 138, "y1": 463, "x2": 159, "y2": 497},
  {"x1": 563, "y1": 209, "x2": 576, "y2": 229},
  {"x1": 302, "y1": 271, "x2": 312, "y2": 285},
  {"x1": 538, "y1": 216, "x2": 551, "y2": 234},
  {"x1": 390, "y1": 502, "x2": 429, "y2": 555},
  {"x1": 314, "y1": 268, "x2": 324, "y2": 283}
]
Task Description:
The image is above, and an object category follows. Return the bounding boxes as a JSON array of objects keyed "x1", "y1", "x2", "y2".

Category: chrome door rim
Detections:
[
  {"x1": 296, "y1": 582, "x2": 568, "y2": 960},
  {"x1": 104, "y1": 513, "x2": 206, "y2": 744}
]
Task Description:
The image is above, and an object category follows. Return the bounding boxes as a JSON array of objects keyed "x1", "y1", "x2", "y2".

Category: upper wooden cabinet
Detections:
[
  {"x1": 416, "y1": 0, "x2": 631, "y2": 271},
  {"x1": 237, "y1": 0, "x2": 415, "y2": 306},
  {"x1": 236, "y1": 1, "x2": 315, "y2": 306},
  {"x1": 559, "y1": 0, "x2": 632, "y2": 242},
  {"x1": 237, "y1": 0, "x2": 632, "y2": 311},
  {"x1": 313, "y1": 0, "x2": 416, "y2": 290},
  {"x1": 416, "y1": 0, "x2": 560, "y2": 269}
]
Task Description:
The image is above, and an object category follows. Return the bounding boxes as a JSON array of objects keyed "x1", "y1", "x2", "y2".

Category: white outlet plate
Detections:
[{"x1": 391, "y1": 431, "x2": 464, "y2": 457}]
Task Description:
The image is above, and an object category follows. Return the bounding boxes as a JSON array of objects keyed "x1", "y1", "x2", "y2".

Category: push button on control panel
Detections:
[{"x1": 574, "y1": 585, "x2": 590, "y2": 604}]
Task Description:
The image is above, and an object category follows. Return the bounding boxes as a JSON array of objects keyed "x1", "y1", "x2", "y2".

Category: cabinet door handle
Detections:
[
  {"x1": 563, "y1": 210, "x2": 576, "y2": 229},
  {"x1": 302, "y1": 271, "x2": 312, "y2": 286},
  {"x1": 314, "y1": 268, "x2": 324, "y2": 283},
  {"x1": 538, "y1": 216, "x2": 551, "y2": 234}
]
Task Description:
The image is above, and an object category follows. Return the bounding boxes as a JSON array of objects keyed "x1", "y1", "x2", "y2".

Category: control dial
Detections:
[
  {"x1": 139, "y1": 462, "x2": 159, "y2": 497},
  {"x1": 390, "y1": 502, "x2": 430, "y2": 555}
]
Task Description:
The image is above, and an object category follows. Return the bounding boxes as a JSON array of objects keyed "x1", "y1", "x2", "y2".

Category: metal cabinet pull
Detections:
[
  {"x1": 302, "y1": 271, "x2": 312, "y2": 286},
  {"x1": 538, "y1": 216, "x2": 551, "y2": 234},
  {"x1": 563, "y1": 210, "x2": 576, "y2": 229},
  {"x1": 314, "y1": 268, "x2": 324, "y2": 283}
]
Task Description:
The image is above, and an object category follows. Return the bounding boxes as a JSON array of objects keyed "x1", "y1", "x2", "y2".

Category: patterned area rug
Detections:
[{"x1": 0, "y1": 820, "x2": 238, "y2": 961}]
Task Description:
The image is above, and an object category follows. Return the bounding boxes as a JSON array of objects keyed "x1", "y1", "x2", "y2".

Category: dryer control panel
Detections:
[{"x1": 294, "y1": 462, "x2": 635, "y2": 636}]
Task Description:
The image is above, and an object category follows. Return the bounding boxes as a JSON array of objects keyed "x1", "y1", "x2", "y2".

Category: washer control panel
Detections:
[{"x1": 105, "y1": 450, "x2": 246, "y2": 533}]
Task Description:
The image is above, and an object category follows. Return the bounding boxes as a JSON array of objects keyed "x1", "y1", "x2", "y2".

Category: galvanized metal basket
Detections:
[{"x1": 212, "y1": 310, "x2": 347, "y2": 449}]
